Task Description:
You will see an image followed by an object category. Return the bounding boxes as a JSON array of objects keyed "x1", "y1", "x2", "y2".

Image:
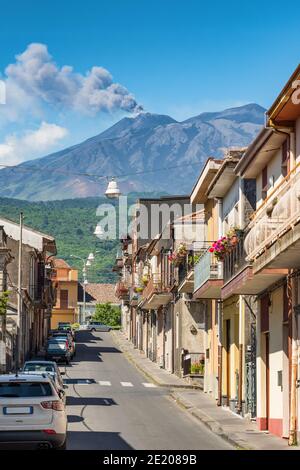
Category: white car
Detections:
[{"x1": 0, "y1": 374, "x2": 67, "y2": 450}]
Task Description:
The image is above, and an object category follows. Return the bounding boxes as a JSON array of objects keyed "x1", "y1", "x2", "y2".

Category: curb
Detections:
[
  {"x1": 111, "y1": 330, "x2": 203, "y2": 390},
  {"x1": 111, "y1": 331, "x2": 254, "y2": 450},
  {"x1": 169, "y1": 391, "x2": 253, "y2": 450}
]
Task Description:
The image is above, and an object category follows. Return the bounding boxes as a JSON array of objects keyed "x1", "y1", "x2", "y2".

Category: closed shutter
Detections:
[
  {"x1": 283, "y1": 283, "x2": 289, "y2": 322},
  {"x1": 261, "y1": 294, "x2": 269, "y2": 333},
  {"x1": 60, "y1": 290, "x2": 69, "y2": 309}
]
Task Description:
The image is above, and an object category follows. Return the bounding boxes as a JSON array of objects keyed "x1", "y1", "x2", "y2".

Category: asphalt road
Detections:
[{"x1": 65, "y1": 330, "x2": 233, "y2": 450}]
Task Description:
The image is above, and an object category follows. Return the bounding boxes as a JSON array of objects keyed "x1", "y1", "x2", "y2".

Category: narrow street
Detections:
[{"x1": 65, "y1": 331, "x2": 233, "y2": 450}]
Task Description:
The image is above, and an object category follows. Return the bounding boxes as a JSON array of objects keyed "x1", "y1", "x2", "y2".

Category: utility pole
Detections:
[
  {"x1": 16, "y1": 212, "x2": 23, "y2": 374},
  {"x1": 83, "y1": 267, "x2": 87, "y2": 323}
]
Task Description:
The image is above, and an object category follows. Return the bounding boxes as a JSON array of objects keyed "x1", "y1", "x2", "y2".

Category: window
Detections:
[
  {"x1": 60, "y1": 289, "x2": 69, "y2": 309},
  {"x1": 0, "y1": 382, "x2": 53, "y2": 397},
  {"x1": 262, "y1": 166, "x2": 268, "y2": 200},
  {"x1": 282, "y1": 138, "x2": 290, "y2": 177}
]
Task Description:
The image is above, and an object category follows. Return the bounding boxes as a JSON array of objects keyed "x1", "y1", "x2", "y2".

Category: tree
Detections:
[{"x1": 93, "y1": 303, "x2": 121, "y2": 327}]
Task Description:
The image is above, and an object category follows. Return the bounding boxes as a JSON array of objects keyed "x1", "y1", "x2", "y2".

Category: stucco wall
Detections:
[{"x1": 256, "y1": 148, "x2": 284, "y2": 208}]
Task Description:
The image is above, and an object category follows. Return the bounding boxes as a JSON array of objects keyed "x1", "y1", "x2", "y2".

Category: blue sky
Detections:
[{"x1": 0, "y1": 0, "x2": 300, "y2": 164}]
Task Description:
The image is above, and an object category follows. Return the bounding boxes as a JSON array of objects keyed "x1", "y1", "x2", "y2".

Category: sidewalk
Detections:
[
  {"x1": 112, "y1": 330, "x2": 296, "y2": 450},
  {"x1": 111, "y1": 330, "x2": 202, "y2": 389}
]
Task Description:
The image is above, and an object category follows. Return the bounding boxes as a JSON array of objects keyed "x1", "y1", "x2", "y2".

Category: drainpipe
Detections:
[
  {"x1": 216, "y1": 197, "x2": 223, "y2": 406},
  {"x1": 289, "y1": 274, "x2": 298, "y2": 446},
  {"x1": 237, "y1": 297, "x2": 244, "y2": 414},
  {"x1": 217, "y1": 299, "x2": 223, "y2": 406}
]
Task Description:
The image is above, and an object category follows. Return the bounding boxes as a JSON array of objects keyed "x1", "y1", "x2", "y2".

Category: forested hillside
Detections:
[{"x1": 0, "y1": 196, "x2": 134, "y2": 282}]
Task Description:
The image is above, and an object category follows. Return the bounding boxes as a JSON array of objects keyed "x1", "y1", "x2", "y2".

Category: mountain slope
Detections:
[{"x1": 0, "y1": 103, "x2": 265, "y2": 201}]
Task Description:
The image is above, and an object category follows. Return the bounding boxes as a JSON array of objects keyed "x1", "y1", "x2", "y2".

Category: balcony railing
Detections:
[
  {"x1": 223, "y1": 234, "x2": 248, "y2": 283},
  {"x1": 115, "y1": 281, "x2": 129, "y2": 299},
  {"x1": 244, "y1": 168, "x2": 300, "y2": 260},
  {"x1": 141, "y1": 273, "x2": 162, "y2": 300},
  {"x1": 194, "y1": 251, "x2": 221, "y2": 292},
  {"x1": 129, "y1": 287, "x2": 141, "y2": 306},
  {"x1": 177, "y1": 250, "x2": 205, "y2": 286}
]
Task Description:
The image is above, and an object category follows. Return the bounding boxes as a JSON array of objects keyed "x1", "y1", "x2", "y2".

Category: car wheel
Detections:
[{"x1": 91, "y1": 328, "x2": 96, "y2": 332}]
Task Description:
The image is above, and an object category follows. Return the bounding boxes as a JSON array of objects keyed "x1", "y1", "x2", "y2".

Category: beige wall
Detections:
[
  {"x1": 256, "y1": 148, "x2": 284, "y2": 208},
  {"x1": 269, "y1": 287, "x2": 284, "y2": 421}
]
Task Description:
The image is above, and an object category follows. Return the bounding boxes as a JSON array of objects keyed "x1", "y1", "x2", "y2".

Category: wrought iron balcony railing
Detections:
[{"x1": 223, "y1": 233, "x2": 248, "y2": 283}]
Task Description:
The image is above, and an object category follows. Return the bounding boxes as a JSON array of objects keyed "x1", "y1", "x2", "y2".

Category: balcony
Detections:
[
  {"x1": 223, "y1": 234, "x2": 248, "y2": 284},
  {"x1": 177, "y1": 251, "x2": 204, "y2": 294},
  {"x1": 244, "y1": 167, "x2": 300, "y2": 272},
  {"x1": 221, "y1": 234, "x2": 287, "y2": 299},
  {"x1": 138, "y1": 273, "x2": 172, "y2": 310},
  {"x1": 193, "y1": 251, "x2": 223, "y2": 299},
  {"x1": 129, "y1": 287, "x2": 141, "y2": 307},
  {"x1": 115, "y1": 281, "x2": 129, "y2": 300}
]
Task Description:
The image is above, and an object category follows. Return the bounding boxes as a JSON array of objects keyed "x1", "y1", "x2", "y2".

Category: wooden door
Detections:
[{"x1": 60, "y1": 290, "x2": 69, "y2": 309}]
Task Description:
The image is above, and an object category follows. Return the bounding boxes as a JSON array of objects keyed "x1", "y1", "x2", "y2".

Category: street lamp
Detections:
[
  {"x1": 105, "y1": 177, "x2": 121, "y2": 199},
  {"x1": 70, "y1": 254, "x2": 95, "y2": 324}
]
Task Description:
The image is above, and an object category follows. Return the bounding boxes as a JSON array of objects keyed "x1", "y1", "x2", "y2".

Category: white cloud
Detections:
[
  {"x1": 3, "y1": 43, "x2": 143, "y2": 119},
  {"x1": 0, "y1": 122, "x2": 68, "y2": 165}
]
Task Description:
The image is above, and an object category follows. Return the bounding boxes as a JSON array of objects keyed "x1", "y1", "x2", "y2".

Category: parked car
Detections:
[
  {"x1": 49, "y1": 331, "x2": 75, "y2": 358},
  {"x1": 87, "y1": 321, "x2": 111, "y2": 332},
  {"x1": 46, "y1": 338, "x2": 72, "y2": 365},
  {"x1": 0, "y1": 373, "x2": 67, "y2": 450},
  {"x1": 21, "y1": 361, "x2": 66, "y2": 401},
  {"x1": 58, "y1": 323, "x2": 76, "y2": 340}
]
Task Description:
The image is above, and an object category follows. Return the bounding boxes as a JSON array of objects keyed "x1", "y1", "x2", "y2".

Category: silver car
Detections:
[{"x1": 88, "y1": 321, "x2": 111, "y2": 332}]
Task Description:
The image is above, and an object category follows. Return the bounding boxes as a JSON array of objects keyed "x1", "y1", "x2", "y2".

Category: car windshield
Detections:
[
  {"x1": 0, "y1": 382, "x2": 53, "y2": 397},
  {"x1": 48, "y1": 342, "x2": 66, "y2": 350},
  {"x1": 24, "y1": 363, "x2": 55, "y2": 373}
]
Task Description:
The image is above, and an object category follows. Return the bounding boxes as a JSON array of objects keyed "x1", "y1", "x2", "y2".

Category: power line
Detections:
[{"x1": 0, "y1": 159, "x2": 204, "y2": 183}]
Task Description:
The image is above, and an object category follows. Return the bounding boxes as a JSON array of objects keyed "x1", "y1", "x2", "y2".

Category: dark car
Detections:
[
  {"x1": 46, "y1": 338, "x2": 72, "y2": 364},
  {"x1": 50, "y1": 331, "x2": 76, "y2": 358}
]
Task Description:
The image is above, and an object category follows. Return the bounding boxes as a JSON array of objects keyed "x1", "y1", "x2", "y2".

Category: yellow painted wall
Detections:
[{"x1": 51, "y1": 265, "x2": 78, "y2": 329}]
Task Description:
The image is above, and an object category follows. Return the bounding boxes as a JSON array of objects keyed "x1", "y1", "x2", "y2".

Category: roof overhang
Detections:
[
  {"x1": 235, "y1": 128, "x2": 286, "y2": 178},
  {"x1": 0, "y1": 217, "x2": 56, "y2": 254},
  {"x1": 267, "y1": 64, "x2": 300, "y2": 127},
  {"x1": 190, "y1": 158, "x2": 222, "y2": 204},
  {"x1": 206, "y1": 159, "x2": 239, "y2": 198}
]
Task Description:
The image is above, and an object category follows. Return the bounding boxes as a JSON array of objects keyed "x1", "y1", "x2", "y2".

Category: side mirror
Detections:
[
  {"x1": 58, "y1": 389, "x2": 65, "y2": 399},
  {"x1": 60, "y1": 371, "x2": 65, "y2": 375}
]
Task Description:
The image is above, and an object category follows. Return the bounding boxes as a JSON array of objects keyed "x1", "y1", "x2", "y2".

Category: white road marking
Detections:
[
  {"x1": 98, "y1": 381, "x2": 111, "y2": 386},
  {"x1": 142, "y1": 383, "x2": 157, "y2": 388},
  {"x1": 120, "y1": 382, "x2": 134, "y2": 387},
  {"x1": 103, "y1": 399, "x2": 111, "y2": 405}
]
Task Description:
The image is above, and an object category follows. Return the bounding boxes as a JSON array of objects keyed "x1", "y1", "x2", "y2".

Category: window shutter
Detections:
[{"x1": 261, "y1": 294, "x2": 269, "y2": 333}]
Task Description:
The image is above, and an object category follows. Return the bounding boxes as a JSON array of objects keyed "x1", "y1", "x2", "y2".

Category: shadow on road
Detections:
[
  {"x1": 75, "y1": 331, "x2": 104, "y2": 344},
  {"x1": 66, "y1": 396, "x2": 118, "y2": 406},
  {"x1": 67, "y1": 431, "x2": 133, "y2": 450},
  {"x1": 67, "y1": 414, "x2": 84, "y2": 423},
  {"x1": 64, "y1": 378, "x2": 97, "y2": 384}
]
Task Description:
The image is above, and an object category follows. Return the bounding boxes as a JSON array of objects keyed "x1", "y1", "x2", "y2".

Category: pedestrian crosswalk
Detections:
[{"x1": 95, "y1": 381, "x2": 157, "y2": 388}]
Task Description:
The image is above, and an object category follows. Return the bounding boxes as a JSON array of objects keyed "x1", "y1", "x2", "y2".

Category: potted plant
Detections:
[
  {"x1": 134, "y1": 286, "x2": 144, "y2": 293},
  {"x1": 209, "y1": 236, "x2": 230, "y2": 261},
  {"x1": 190, "y1": 361, "x2": 205, "y2": 375}
]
